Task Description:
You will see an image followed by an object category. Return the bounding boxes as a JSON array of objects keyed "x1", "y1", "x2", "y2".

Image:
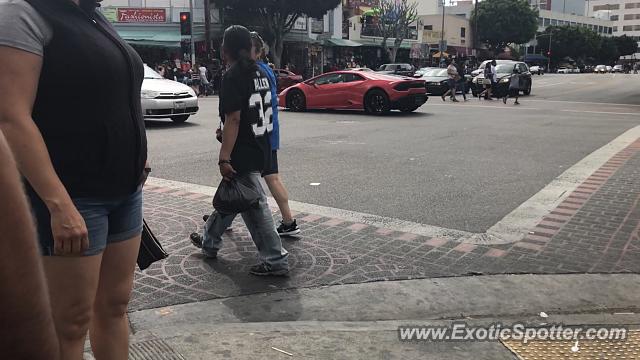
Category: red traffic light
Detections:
[
  {"x1": 180, "y1": 14, "x2": 188, "y2": 21},
  {"x1": 547, "y1": 51, "x2": 551, "y2": 56}
]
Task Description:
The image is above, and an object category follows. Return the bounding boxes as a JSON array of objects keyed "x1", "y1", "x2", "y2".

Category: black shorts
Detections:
[{"x1": 262, "y1": 150, "x2": 278, "y2": 177}]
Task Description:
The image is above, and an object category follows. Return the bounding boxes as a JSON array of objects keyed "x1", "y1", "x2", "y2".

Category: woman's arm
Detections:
[
  {"x1": 0, "y1": 129, "x2": 59, "y2": 359},
  {"x1": 0, "y1": 46, "x2": 88, "y2": 255}
]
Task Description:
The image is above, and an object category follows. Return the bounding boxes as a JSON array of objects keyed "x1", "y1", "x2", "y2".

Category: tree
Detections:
[
  {"x1": 376, "y1": 0, "x2": 418, "y2": 62},
  {"x1": 614, "y1": 35, "x2": 639, "y2": 57},
  {"x1": 214, "y1": 0, "x2": 341, "y2": 68},
  {"x1": 598, "y1": 36, "x2": 620, "y2": 64},
  {"x1": 471, "y1": 0, "x2": 538, "y2": 53},
  {"x1": 537, "y1": 26, "x2": 600, "y2": 65}
]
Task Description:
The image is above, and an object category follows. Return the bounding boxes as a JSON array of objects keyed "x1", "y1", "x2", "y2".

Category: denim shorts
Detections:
[{"x1": 29, "y1": 188, "x2": 143, "y2": 256}]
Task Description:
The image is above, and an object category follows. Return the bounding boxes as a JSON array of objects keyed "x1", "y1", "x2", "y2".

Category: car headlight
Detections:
[
  {"x1": 187, "y1": 88, "x2": 197, "y2": 97},
  {"x1": 141, "y1": 90, "x2": 160, "y2": 99},
  {"x1": 499, "y1": 77, "x2": 510, "y2": 83}
]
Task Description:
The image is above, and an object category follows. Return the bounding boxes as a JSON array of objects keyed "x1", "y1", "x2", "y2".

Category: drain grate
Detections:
[
  {"x1": 501, "y1": 329, "x2": 639, "y2": 359},
  {"x1": 129, "y1": 338, "x2": 185, "y2": 360}
]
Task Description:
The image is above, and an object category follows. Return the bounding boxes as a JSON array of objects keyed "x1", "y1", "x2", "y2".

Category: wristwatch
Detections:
[{"x1": 218, "y1": 159, "x2": 231, "y2": 166}]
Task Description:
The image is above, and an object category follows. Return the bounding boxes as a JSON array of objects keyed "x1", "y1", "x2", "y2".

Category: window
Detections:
[
  {"x1": 625, "y1": 3, "x2": 635, "y2": 9},
  {"x1": 623, "y1": 25, "x2": 633, "y2": 31},
  {"x1": 461, "y1": 27, "x2": 466, "y2": 38},
  {"x1": 610, "y1": 15, "x2": 619, "y2": 21},
  {"x1": 613, "y1": 26, "x2": 618, "y2": 32},
  {"x1": 635, "y1": 24, "x2": 640, "y2": 30},
  {"x1": 624, "y1": 14, "x2": 634, "y2": 20},
  {"x1": 424, "y1": 25, "x2": 433, "y2": 30},
  {"x1": 544, "y1": 18, "x2": 550, "y2": 26},
  {"x1": 461, "y1": 39, "x2": 466, "y2": 44},
  {"x1": 550, "y1": 19, "x2": 557, "y2": 25},
  {"x1": 608, "y1": 27, "x2": 613, "y2": 34},
  {"x1": 598, "y1": 25, "x2": 604, "y2": 33},
  {"x1": 538, "y1": 17, "x2": 544, "y2": 25},
  {"x1": 314, "y1": 73, "x2": 343, "y2": 85},
  {"x1": 343, "y1": 73, "x2": 365, "y2": 82}
]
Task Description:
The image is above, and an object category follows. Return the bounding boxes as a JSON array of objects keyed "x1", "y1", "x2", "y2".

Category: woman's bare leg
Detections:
[
  {"x1": 264, "y1": 173, "x2": 293, "y2": 223},
  {"x1": 90, "y1": 235, "x2": 141, "y2": 360},
  {"x1": 42, "y1": 255, "x2": 102, "y2": 360}
]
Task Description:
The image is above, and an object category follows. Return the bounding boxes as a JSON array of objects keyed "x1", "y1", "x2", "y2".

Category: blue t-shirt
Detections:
[{"x1": 257, "y1": 61, "x2": 279, "y2": 150}]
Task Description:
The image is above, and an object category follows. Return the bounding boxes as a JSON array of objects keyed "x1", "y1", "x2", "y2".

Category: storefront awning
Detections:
[
  {"x1": 354, "y1": 38, "x2": 415, "y2": 49},
  {"x1": 116, "y1": 29, "x2": 203, "y2": 47},
  {"x1": 325, "y1": 38, "x2": 362, "y2": 47}
]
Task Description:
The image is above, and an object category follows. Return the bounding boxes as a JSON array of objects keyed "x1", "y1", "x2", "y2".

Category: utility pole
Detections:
[
  {"x1": 474, "y1": 0, "x2": 478, "y2": 55},
  {"x1": 547, "y1": 30, "x2": 552, "y2": 72},
  {"x1": 440, "y1": 0, "x2": 445, "y2": 66},
  {"x1": 189, "y1": 0, "x2": 195, "y2": 65},
  {"x1": 204, "y1": 0, "x2": 211, "y2": 58}
]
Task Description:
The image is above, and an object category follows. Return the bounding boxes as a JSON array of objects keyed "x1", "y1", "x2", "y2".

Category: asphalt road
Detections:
[{"x1": 145, "y1": 73, "x2": 640, "y2": 233}]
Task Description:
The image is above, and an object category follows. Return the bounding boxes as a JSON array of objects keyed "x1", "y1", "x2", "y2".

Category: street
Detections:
[
  {"x1": 146, "y1": 73, "x2": 640, "y2": 232},
  {"x1": 121, "y1": 73, "x2": 640, "y2": 358}
]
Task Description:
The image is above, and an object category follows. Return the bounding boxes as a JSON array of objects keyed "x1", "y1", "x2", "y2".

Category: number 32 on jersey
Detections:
[{"x1": 249, "y1": 76, "x2": 273, "y2": 137}]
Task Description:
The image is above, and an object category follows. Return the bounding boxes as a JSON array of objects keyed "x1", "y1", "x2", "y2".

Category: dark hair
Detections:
[
  {"x1": 250, "y1": 31, "x2": 265, "y2": 59},
  {"x1": 485, "y1": 62, "x2": 492, "y2": 69},
  {"x1": 223, "y1": 25, "x2": 256, "y2": 72}
]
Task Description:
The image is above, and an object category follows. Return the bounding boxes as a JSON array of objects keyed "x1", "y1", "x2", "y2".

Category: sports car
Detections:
[{"x1": 278, "y1": 70, "x2": 428, "y2": 115}]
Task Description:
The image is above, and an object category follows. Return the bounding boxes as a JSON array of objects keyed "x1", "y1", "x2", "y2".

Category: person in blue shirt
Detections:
[{"x1": 250, "y1": 32, "x2": 300, "y2": 236}]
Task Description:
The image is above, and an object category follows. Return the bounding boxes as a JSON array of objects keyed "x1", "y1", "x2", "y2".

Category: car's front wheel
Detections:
[
  {"x1": 286, "y1": 90, "x2": 306, "y2": 112},
  {"x1": 523, "y1": 81, "x2": 532, "y2": 95},
  {"x1": 171, "y1": 115, "x2": 190, "y2": 123},
  {"x1": 364, "y1": 89, "x2": 390, "y2": 115}
]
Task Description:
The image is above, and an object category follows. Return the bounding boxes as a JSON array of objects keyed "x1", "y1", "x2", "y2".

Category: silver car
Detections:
[{"x1": 141, "y1": 65, "x2": 199, "y2": 123}]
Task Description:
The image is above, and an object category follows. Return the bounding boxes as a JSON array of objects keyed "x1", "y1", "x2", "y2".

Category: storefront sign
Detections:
[
  {"x1": 311, "y1": 18, "x2": 324, "y2": 34},
  {"x1": 117, "y1": 8, "x2": 167, "y2": 23},
  {"x1": 294, "y1": 17, "x2": 308, "y2": 31}
]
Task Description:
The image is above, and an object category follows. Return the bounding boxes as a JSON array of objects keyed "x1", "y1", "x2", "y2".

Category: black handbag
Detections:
[
  {"x1": 213, "y1": 177, "x2": 261, "y2": 215},
  {"x1": 137, "y1": 219, "x2": 168, "y2": 270}
]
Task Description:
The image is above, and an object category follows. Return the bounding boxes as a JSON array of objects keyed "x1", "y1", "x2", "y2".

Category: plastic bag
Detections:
[{"x1": 213, "y1": 177, "x2": 261, "y2": 214}]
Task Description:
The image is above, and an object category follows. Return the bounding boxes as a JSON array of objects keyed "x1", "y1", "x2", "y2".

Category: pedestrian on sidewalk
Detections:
[
  {"x1": 0, "y1": 0, "x2": 149, "y2": 358},
  {"x1": 190, "y1": 25, "x2": 289, "y2": 277},
  {"x1": 250, "y1": 31, "x2": 300, "y2": 236},
  {"x1": 441, "y1": 58, "x2": 459, "y2": 102},
  {"x1": 503, "y1": 65, "x2": 522, "y2": 105}
]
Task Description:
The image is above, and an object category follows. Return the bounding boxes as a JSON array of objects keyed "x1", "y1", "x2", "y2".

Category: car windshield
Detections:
[
  {"x1": 425, "y1": 69, "x2": 448, "y2": 77},
  {"x1": 144, "y1": 65, "x2": 164, "y2": 79},
  {"x1": 495, "y1": 64, "x2": 516, "y2": 73}
]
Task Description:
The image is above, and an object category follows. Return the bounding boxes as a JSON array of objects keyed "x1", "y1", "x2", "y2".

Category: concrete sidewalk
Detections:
[{"x1": 121, "y1": 274, "x2": 640, "y2": 359}]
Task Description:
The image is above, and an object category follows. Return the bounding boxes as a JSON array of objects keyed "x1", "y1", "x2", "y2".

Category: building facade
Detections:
[
  {"x1": 530, "y1": 0, "x2": 586, "y2": 15},
  {"x1": 588, "y1": 0, "x2": 640, "y2": 46}
]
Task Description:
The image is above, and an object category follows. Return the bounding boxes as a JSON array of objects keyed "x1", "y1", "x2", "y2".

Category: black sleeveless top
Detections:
[{"x1": 25, "y1": 0, "x2": 147, "y2": 198}]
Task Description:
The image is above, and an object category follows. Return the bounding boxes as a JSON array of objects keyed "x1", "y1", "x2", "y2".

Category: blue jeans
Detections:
[
  {"x1": 202, "y1": 172, "x2": 289, "y2": 270},
  {"x1": 29, "y1": 187, "x2": 143, "y2": 256}
]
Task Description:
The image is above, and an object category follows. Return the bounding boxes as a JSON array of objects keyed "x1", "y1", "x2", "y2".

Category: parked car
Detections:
[
  {"x1": 413, "y1": 67, "x2": 437, "y2": 77},
  {"x1": 421, "y1": 68, "x2": 471, "y2": 95},
  {"x1": 376, "y1": 63, "x2": 415, "y2": 77},
  {"x1": 471, "y1": 61, "x2": 532, "y2": 98},
  {"x1": 594, "y1": 65, "x2": 608, "y2": 73},
  {"x1": 278, "y1": 70, "x2": 428, "y2": 115},
  {"x1": 529, "y1": 65, "x2": 544, "y2": 75},
  {"x1": 612, "y1": 64, "x2": 624, "y2": 73},
  {"x1": 274, "y1": 69, "x2": 303, "y2": 93},
  {"x1": 471, "y1": 59, "x2": 520, "y2": 77},
  {"x1": 141, "y1": 65, "x2": 198, "y2": 123},
  {"x1": 557, "y1": 67, "x2": 573, "y2": 74},
  {"x1": 606, "y1": 65, "x2": 613, "y2": 72}
]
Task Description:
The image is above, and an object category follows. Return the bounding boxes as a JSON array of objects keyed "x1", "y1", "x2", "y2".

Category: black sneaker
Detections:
[
  {"x1": 249, "y1": 263, "x2": 289, "y2": 276},
  {"x1": 190, "y1": 233, "x2": 217, "y2": 258},
  {"x1": 277, "y1": 220, "x2": 300, "y2": 236}
]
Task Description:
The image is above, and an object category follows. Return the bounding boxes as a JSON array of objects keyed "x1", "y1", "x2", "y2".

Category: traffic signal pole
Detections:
[{"x1": 189, "y1": 0, "x2": 195, "y2": 65}]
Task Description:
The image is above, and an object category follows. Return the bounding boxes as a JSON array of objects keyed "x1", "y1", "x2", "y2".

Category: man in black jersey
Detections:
[{"x1": 190, "y1": 25, "x2": 289, "y2": 276}]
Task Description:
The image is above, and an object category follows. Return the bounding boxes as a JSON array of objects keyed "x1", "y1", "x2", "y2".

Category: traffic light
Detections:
[
  {"x1": 180, "y1": 12, "x2": 191, "y2": 36},
  {"x1": 547, "y1": 51, "x2": 551, "y2": 56}
]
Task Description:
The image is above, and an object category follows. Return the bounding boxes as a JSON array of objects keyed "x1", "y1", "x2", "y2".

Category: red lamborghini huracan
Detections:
[{"x1": 278, "y1": 70, "x2": 428, "y2": 115}]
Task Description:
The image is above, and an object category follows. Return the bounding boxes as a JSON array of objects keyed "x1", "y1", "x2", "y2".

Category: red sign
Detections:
[{"x1": 117, "y1": 8, "x2": 166, "y2": 23}]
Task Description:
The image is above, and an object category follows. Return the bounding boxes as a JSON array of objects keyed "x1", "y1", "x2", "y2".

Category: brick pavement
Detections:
[{"x1": 130, "y1": 139, "x2": 640, "y2": 311}]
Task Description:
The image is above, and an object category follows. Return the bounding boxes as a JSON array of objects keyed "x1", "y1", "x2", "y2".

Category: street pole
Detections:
[
  {"x1": 204, "y1": 0, "x2": 211, "y2": 58},
  {"x1": 189, "y1": 0, "x2": 195, "y2": 65},
  {"x1": 547, "y1": 31, "x2": 552, "y2": 72},
  {"x1": 440, "y1": 0, "x2": 445, "y2": 66},
  {"x1": 474, "y1": 0, "x2": 478, "y2": 56}
]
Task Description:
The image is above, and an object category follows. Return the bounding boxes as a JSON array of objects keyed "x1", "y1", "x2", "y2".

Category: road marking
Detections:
[
  {"x1": 428, "y1": 103, "x2": 539, "y2": 110},
  {"x1": 534, "y1": 82, "x2": 565, "y2": 88},
  {"x1": 526, "y1": 99, "x2": 640, "y2": 107},
  {"x1": 561, "y1": 110, "x2": 639, "y2": 116},
  {"x1": 146, "y1": 125, "x2": 640, "y2": 245}
]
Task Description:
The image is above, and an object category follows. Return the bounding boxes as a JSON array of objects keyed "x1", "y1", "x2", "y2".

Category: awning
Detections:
[
  {"x1": 523, "y1": 54, "x2": 548, "y2": 62},
  {"x1": 325, "y1": 38, "x2": 362, "y2": 47},
  {"x1": 116, "y1": 29, "x2": 203, "y2": 47},
  {"x1": 432, "y1": 51, "x2": 449, "y2": 58}
]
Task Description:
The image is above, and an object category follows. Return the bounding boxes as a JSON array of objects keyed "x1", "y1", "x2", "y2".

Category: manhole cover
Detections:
[
  {"x1": 501, "y1": 329, "x2": 639, "y2": 359},
  {"x1": 129, "y1": 338, "x2": 185, "y2": 360}
]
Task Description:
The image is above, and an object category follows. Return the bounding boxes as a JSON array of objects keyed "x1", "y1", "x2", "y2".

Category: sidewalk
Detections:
[{"x1": 120, "y1": 137, "x2": 640, "y2": 358}]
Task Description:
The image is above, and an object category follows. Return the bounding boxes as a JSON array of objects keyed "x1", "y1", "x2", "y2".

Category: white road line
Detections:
[
  {"x1": 146, "y1": 125, "x2": 640, "y2": 245},
  {"x1": 427, "y1": 103, "x2": 539, "y2": 110},
  {"x1": 145, "y1": 177, "x2": 474, "y2": 239},
  {"x1": 534, "y1": 82, "x2": 566, "y2": 88},
  {"x1": 526, "y1": 99, "x2": 640, "y2": 107},
  {"x1": 561, "y1": 110, "x2": 640, "y2": 116}
]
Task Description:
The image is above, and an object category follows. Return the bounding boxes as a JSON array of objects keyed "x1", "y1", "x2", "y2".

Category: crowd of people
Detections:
[
  {"x1": 0, "y1": 0, "x2": 299, "y2": 357},
  {"x1": 153, "y1": 60, "x2": 224, "y2": 97}
]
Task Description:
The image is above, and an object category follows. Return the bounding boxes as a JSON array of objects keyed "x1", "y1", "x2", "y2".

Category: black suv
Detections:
[
  {"x1": 471, "y1": 61, "x2": 532, "y2": 98},
  {"x1": 376, "y1": 63, "x2": 415, "y2": 77}
]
